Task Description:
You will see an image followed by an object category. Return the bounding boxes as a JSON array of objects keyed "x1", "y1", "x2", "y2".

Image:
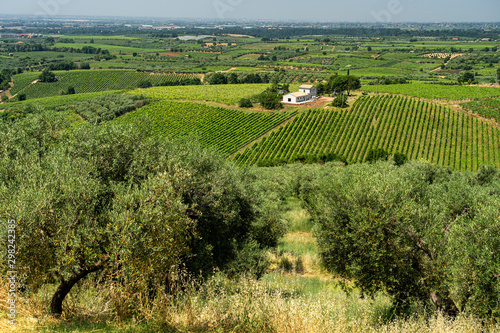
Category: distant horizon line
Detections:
[{"x1": 1, "y1": 13, "x2": 500, "y2": 25}]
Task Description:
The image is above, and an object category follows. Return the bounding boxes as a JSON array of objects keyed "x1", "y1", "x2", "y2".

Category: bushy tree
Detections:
[
  {"x1": 0, "y1": 113, "x2": 279, "y2": 316},
  {"x1": 327, "y1": 74, "x2": 361, "y2": 95},
  {"x1": 300, "y1": 161, "x2": 500, "y2": 317},
  {"x1": 137, "y1": 80, "x2": 152, "y2": 88},
  {"x1": 209, "y1": 73, "x2": 227, "y2": 85},
  {"x1": 38, "y1": 68, "x2": 56, "y2": 83},
  {"x1": 256, "y1": 92, "x2": 282, "y2": 110},
  {"x1": 393, "y1": 152, "x2": 408, "y2": 166},
  {"x1": 365, "y1": 147, "x2": 389, "y2": 163},
  {"x1": 239, "y1": 98, "x2": 253, "y2": 108},
  {"x1": 331, "y1": 94, "x2": 348, "y2": 108}
]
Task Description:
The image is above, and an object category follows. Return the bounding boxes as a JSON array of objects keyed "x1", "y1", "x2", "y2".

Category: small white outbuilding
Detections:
[
  {"x1": 298, "y1": 84, "x2": 317, "y2": 97},
  {"x1": 283, "y1": 92, "x2": 309, "y2": 104},
  {"x1": 283, "y1": 84, "x2": 317, "y2": 104}
]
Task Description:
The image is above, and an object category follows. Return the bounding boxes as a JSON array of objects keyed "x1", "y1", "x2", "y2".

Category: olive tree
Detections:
[
  {"x1": 300, "y1": 161, "x2": 500, "y2": 317},
  {"x1": 0, "y1": 112, "x2": 278, "y2": 316}
]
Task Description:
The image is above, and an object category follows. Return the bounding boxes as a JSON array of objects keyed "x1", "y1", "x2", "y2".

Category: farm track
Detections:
[{"x1": 1, "y1": 79, "x2": 14, "y2": 100}]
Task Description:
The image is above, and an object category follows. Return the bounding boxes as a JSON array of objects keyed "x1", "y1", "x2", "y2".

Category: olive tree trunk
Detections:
[{"x1": 50, "y1": 257, "x2": 108, "y2": 316}]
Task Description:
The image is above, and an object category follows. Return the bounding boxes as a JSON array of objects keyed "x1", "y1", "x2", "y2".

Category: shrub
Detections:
[
  {"x1": 295, "y1": 256, "x2": 305, "y2": 274},
  {"x1": 365, "y1": 148, "x2": 389, "y2": 163},
  {"x1": 255, "y1": 92, "x2": 283, "y2": 110},
  {"x1": 137, "y1": 80, "x2": 152, "y2": 88},
  {"x1": 239, "y1": 98, "x2": 253, "y2": 108},
  {"x1": 209, "y1": 73, "x2": 228, "y2": 85},
  {"x1": 279, "y1": 256, "x2": 293, "y2": 272},
  {"x1": 38, "y1": 69, "x2": 56, "y2": 83},
  {"x1": 331, "y1": 94, "x2": 348, "y2": 108},
  {"x1": 393, "y1": 152, "x2": 408, "y2": 166}
]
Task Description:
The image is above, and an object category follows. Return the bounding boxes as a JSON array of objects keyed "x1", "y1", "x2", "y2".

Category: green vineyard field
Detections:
[
  {"x1": 461, "y1": 98, "x2": 500, "y2": 123},
  {"x1": 10, "y1": 72, "x2": 39, "y2": 95},
  {"x1": 235, "y1": 95, "x2": 500, "y2": 171},
  {"x1": 3, "y1": 90, "x2": 119, "y2": 110},
  {"x1": 360, "y1": 82, "x2": 500, "y2": 100},
  {"x1": 115, "y1": 100, "x2": 297, "y2": 156},
  {"x1": 11, "y1": 70, "x2": 199, "y2": 100}
]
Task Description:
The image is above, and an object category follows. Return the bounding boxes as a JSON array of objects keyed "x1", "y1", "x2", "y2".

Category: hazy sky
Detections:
[{"x1": 3, "y1": 0, "x2": 500, "y2": 22}]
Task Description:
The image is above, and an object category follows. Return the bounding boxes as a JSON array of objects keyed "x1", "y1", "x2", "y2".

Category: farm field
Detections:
[
  {"x1": 114, "y1": 100, "x2": 297, "y2": 156},
  {"x1": 360, "y1": 82, "x2": 500, "y2": 99},
  {"x1": 127, "y1": 83, "x2": 301, "y2": 105},
  {"x1": 10, "y1": 70, "x2": 199, "y2": 100},
  {"x1": 235, "y1": 95, "x2": 500, "y2": 171},
  {"x1": 461, "y1": 98, "x2": 500, "y2": 122},
  {"x1": 1, "y1": 90, "x2": 120, "y2": 110},
  {"x1": 53, "y1": 43, "x2": 162, "y2": 54}
]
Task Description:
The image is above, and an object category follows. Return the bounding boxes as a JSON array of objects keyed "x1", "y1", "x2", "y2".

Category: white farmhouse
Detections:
[
  {"x1": 283, "y1": 84, "x2": 317, "y2": 104},
  {"x1": 283, "y1": 92, "x2": 309, "y2": 104},
  {"x1": 298, "y1": 84, "x2": 317, "y2": 97}
]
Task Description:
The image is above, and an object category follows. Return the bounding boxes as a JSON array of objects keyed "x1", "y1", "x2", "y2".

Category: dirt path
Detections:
[
  {"x1": 3, "y1": 79, "x2": 14, "y2": 99},
  {"x1": 216, "y1": 67, "x2": 238, "y2": 73}
]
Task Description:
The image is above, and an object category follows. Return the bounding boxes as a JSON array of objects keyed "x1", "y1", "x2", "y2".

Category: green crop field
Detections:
[
  {"x1": 461, "y1": 98, "x2": 500, "y2": 123},
  {"x1": 53, "y1": 43, "x2": 162, "y2": 54},
  {"x1": 12, "y1": 70, "x2": 199, "y2": 100},
  {"x1": 2, "y1": 90, "x2": 120, "y2": 110},
  {"x1": 235, "y1": 95, "x2": 500, "y2": 171},
  {"x1": 115, "y1": 100, "x2": 297, "y2": 156},
  {"x1": 10, "y1": 72, "x2": 39, "y2": 95},
  {"x1": 127, "y1": 83, "x2": 301, "y2": 105},
  {"x1": 360, "y1": 82, "x2": 500, "y2": 99}
]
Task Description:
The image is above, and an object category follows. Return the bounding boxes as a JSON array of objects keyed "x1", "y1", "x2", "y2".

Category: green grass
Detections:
[
  {"x1": 282, "y1": 197, "x2": 313, "y2": 233},
  {"x1": 278, "y1": 233, "x2": 318, "y2": 257}
]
